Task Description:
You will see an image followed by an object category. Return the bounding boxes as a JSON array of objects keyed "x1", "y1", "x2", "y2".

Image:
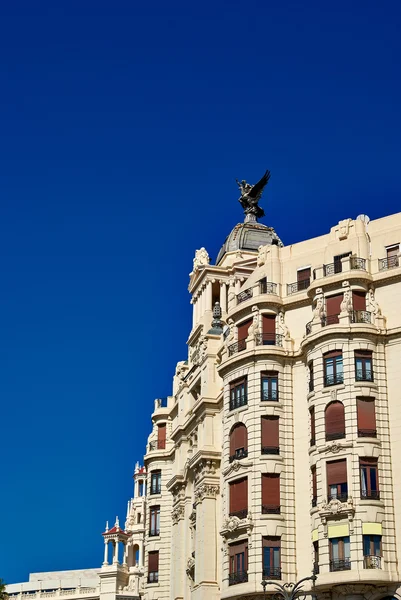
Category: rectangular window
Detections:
[
  {"x1": 237, "y1": 319, "x2": 252, "y2": 353},
  {"x1": 326, "y1": 294, "x2": 343, "y2": 325},
  {"x1": 329, "y1": 537, "x2": 350, "y2": 571},
  {"x1": 148, "y1": 551, "x2": 159, "y2": 583},
  {"x1": 311, "y1": 466, "x2": 317, "y2": 507},
  {"x1": 310, "y1": 407, "x2": 315, "y2": 447},
  {"x1": 157, "y1": 424, "x2": 166, "y2": 450},
  {"x1": 297, "y1": 267, "x2": 311, "y2": 290},
  {"x1": 150, "y1": 470, "x2": 161, "y2": 495},
  {"x1": 229, "y1": 477, "x2": 248, "y2": 519},
  {"x1": 324, "y1": 351, "x2": 343, "y2": 386},
  {"x1": 262, "y1": 537, "x2": 281, "y2": 579},
  {"x1": 313, "y1": 541, "x2": 319, "y2": 574},
  {"x1": 357, "y1": 398, "x2": 376, "y2": 437},
  {"x1": 352, "y1": 291, "x2": 366, "y2": 311},
  {"x1": 363, "y1": 535, "x2": 382, "y2": 568},
  {"x1": 261, "y1": 314, "x2": 276, "y2": 345},
  {"x1": 386, "y1": 244, "x2": 399, "y2": 268},
  {"x1": 229, "y1": 540, "x2": 248, "y2": 585},
  {"x1": 261, "y1": 416, "x2": 279, "y2": 455},
  {"x1": 355, "y1": 351, "x2": 373, "y2": 382},
  {"x1": 360, "y1": 458, "x2": 379, "y2": 499},
  {"x1": 230, "y1": 377, "x2": 247, "y2": 411},
  {"x1": 333, "y1": 252, "x2": 351, "y2": 274},
  {"x1": 326, "y1": 459, "x2": 348, "y2": 501},
  {"x1": 149, "y1": 506, "x2": 160, "y2": 536},
  {"x1": 309, "y1": 361, "x2": 314, "y2": 392},
  {"x1": 262, "y1": 474, "x2": 280, "y2": 514},
  {"x1": 261, "y1": 372, "x2": 278, "y2": 401}
]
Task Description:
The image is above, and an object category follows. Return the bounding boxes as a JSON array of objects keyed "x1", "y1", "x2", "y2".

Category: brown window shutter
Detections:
[
  {"x1": 352, "y1": 291, "x2": 366, "y2": 311},
  {"x1": 261, "y1": 416, "x2": 279, "y2": 447},
  {"x1": 230, "y1": 478, "x2": 248, "y2": 513},
  {"x1": 355, "y1": 350, "x2": 372, "y2": 359},
  {"x1": 157, "y1": 424, "x2": 166, "y2": 448},
  {"x1": 324, "y1": 350, "x2": 342, "y2": 359},
  {"x1": 360, "y1": 457, "x2": 378, "y2": 467},
  {"x1": 310, "y1": 407, "x2": 315, "y2": 440},
  {"x1": 262, "y1": 315, "x2": 276, "y2": 334},
  {"x1": 148, "y1": 551, "x2": 159, "y2": 572},
  {"x1": 230, "y1": 424, "x2": 247, "y2": 455},
  {"x1": 238, "y1": 319, "x2": 252, "y2": 341},
  {"x1": 297, "y1": 267, "x2": 311, "y2": 282},
  {"x1": 357, "y1": 398, "x2": 376, "y2": 430},
  {"x1": 262, "y1": 474, "x2": 280, "y2": 505},
  {"x1": 387, "y1": 245, "x2": 399, "y2": 258},
  {"x1": 326, "y1": 294, "x2": 343, "y2": 323},
  {"x1": 327, "y1": 459, "x2": 347, "y2": 485},
  {"x1": 263, "y1": 536, "x2": 281, "y2": 548},
  {"x1": 312, "y1": 466, "x2": 317, "y2": 497},
  {"x1": 325, "y1": 402, "x2": 345, "y2": 436}
]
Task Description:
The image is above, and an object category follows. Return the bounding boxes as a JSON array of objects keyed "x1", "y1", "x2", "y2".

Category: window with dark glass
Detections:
[
  {"x1": 262, "y1": 474, "x2": 280, "y2": 514},
  {"x1": 229, "y1": 478, "x2": 248, "y2": 519},
  {"x1": 263, "y1": 537, "x2": 281, "y2": 579},
  {"x1": 309, "y1": 362, "x2": 314, "y2": 392},
  {"x1": 363, "y1": 535, "x2": 382, "y2": 569},
  {"x1": 333, "y1": 252, "x2": 351, "y2": 274},
  {"x1": 148, "y1": 551, "x2": 159, "y2": 583},
  {"x1": 357, "y1": 398, "x2": 377, "y2": 437},
  {"x1": 229, "y1": 540, "x2": 248, "y2": 585},
  {"x1": 229, "y1": 423, "x2": 248, "y2": 462},
  {"x1": 150, "y1": 470, "x2": 161, "y2": 495},
  {"x1": 297, "y1": 267, "x2": 311, "y2": 290},
  {"x1": 325, "y1": 401, "x2": 345, "y2": 441},
  {"x1": 261, "y1": 372, "x2": 278, "y2": 401},
  {"x1": 324, "y1": 351, "x2": 343, "y2": 386},
  {"x1": 329, "y1": 537, "x2": 350, "y2": 571},
  {"x1": 360, "y1": 458, "x2": 379, "y2": 499},
  {"x1": 310, "y1": 407, "x2": 315, "y2": 447},
  {"x1": 326, "y1": 459, "x2": 348, "y2": 501},
  {"x1": 311, "y1": 466, "x2": 317, "y2": 507},
  {"x1": 149, "y1": 506, "x2": 160, "y2": 536},
  {"x1": 157, "y1": 424, "x2": 166, "y2": 450},
  {"x1": 355, "y1": 351, "x2": 373, "y2": 382},
  {"x1": 261, "y1": 314, "x2": 276, "y2": 345},
  {"x1": 261, "y1": 416, "x2": 279, "y2": 455},
  {"x1": 326, "y1": 294, "x2": 343, "y2": 325},
  {"x1": 313, "y1": 541, "x2": 319, "y2": 574},
  {"x1": 230, "y1": 377, "x2": 247, "y2": 410}
]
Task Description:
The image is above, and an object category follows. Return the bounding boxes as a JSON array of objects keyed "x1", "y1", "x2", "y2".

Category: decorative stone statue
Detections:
[
  {"x1": 313, "y1": 289, "x2": 325, "y2": 323},
  {"x1": 340, "y1": 282, "x2": 352, "y2": 314},
  {"x1": 193, "y1": 247, "x2": 210, "y2": 271},
  {"x1": 257, "y1": 244, "x2": 269, "y2": 266},
  {"x1": 236, "y1": 169, "x2": 270, "y2": 222},
  {"x1": 224, "y1": 318, "x2": 235, "y2": 345},
  {"x1": 279, "y1": 311, "x2": 290, "y2": 340},
  {"x1": 250, "y1": 306, "x2": 260, "y2": 337},
  {"x1": 367, "y1": 287, "x2": 382, "y2": 316}
]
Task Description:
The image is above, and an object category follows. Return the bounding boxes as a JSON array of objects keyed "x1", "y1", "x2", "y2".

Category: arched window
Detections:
[
  {"x1": 325, "y1": 401, "x2": 345, "y2": 441},
  {"x1": 229, "y1": 423, "x2": 248, "y2": 462}
]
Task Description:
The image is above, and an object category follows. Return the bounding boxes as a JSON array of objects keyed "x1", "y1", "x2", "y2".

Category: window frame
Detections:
[
  {"x1": 150, "y1": 470, "x2": 162, "y2": 495},
  {"x1": 360, "y1": 458, "x2": 379, "y2": 500},
  {"x1": 229, "y1": 377, "x2": 248, "y2": 411},
  {"x1": 324, "y1": 351, "x2": 344, "y2": 386},
  {"x1": 261, "y1": 371, "x2": 278, "y2": 402},
  {"x1": 355, "y1": 351, "x2": 373, "y2": 382},
  {"x1": 329, "y1": 536, "x2": 351, "y2": 571},
  {"x1": 262, "y1": 537, "x2": 281, "y2": 579},
  {"x1": 149, "y1": 505, "x2": 160, "y2": 536}
]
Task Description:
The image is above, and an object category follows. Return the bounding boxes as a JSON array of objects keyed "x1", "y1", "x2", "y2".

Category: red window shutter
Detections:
[
  {"x1": 230, "y1": 424, "x2": 247, "y2": 455},
  {"x1": 238, "y1": 319, "x2": 252, "y2": 341},
  {"x1": 297, "y1": 268, "x2": 311, "y2": 282},
  {"x1": 261, "y1": 416, "x2": 279, "y2": 447},
  {"x1": 325, "y1": 402, "x2": 345, "y2": 436},
  {"x1": 326, "y1": 294, "x2": 343, "y2": 323},
  {"x1": 263, "y1": 536, "x2": 280, "y2": 548},
  {"x1": 357, "y1": 398, "x2": 376, "y2": 430},
  {"x1": 327, "y1": 459, "x2": 347, "y2": 485},
  {"x1": 157, "y1": 424, "x2": 166, "y2": 448},
  {"x1": 324, "y1": 350, "x2": 342, "y2": 359},
  {"x1": 387, "y1": 245, "x2": 399, "y2": 258},
  {"x1": 148, "y1": 551, "x2": 159, "y2": 572},
  {"x1": 312, "y1": 466, "x2": 317, "y2": 497},
  {"x1": 262, "y1": 474, "x2": 280, "y2": 505},
  {"x1": 230, "y1": 478, "x2": 248, "y2": 513},
  {"x1": 352, "y1": 291, "x2": 366, "y2": 311},
  {"x1": 310, "y1": 407, "x2": 315, "y2": 440},
  {"x1": 262, "y1": 315, "x2": 276, "y2": 334}
]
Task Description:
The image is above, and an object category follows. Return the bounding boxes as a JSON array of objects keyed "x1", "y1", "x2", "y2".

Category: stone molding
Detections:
[
  {"x1": 319, "y1": 497, "x2": 355, "y2": 535},
  {"x1": 220, "y1": 512, "x2": 254, "y2": 538},
  {"x1": 171, "y1": 504, "x2": 185, "y2": 525},
  {"x1": 194, "y1": 483, "x2": 220, "y2": 504}
]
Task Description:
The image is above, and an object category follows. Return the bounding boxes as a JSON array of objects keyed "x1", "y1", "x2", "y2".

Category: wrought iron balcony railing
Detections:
[
  {"x1": 358, "y1": 428, "x2": 377, "y2": 438},
  {"x1": 228, "y1": 339, "x2": 247, "y2": 356},
  {"x1": 229, "y1": 448, "x2": 248, "y2": 463},
  {"x1": 228, "y1": 571, "x2": 248, "y2": 586},
  {"x1": 149, "y1": 529, "x2": 160, "y2": 537},
  {"x1": 328, "y1": 492, "x2": 348, "y2": 502},
  {"x1": 361, "y1": 490, "x2": 380, "y2": 500},
  {"x1": 350, "y1": 257, "x2": 367, "y2": 270},
  {"x1": 364, "y1": 555, "x2": 382, "y2": 569},
  {"x1": 351, "y1": 310, "x2": 372, "y2": 324},
  {"x1": 260, "y1": 281, "x2": 278, "y2": 295},
  {"x1": 355, "y1": 369, "x2": 373, "y2": 382},
  {"x1": 287, "y1": 278, "x2": 310, "y2": 295},
  {"x1": 255, "y1": 333, "x2": 284, "y2": 347},
  {"x1": 330, "y1": 559, "x2": 351, "y2": 572},
  {"x1": 379, "y1": 255, "x2": 399, "y2": 271},
  {"x1": 261, "y1": 389, "x2": 278, "y2": 401},
  {"x1": 229, "y1": 396, "x2": 248, "y2": 411},
  {"x1": 326, "y1": 431, "x2": 345, "y2": 441},
  {"x1": 323, "y1": 262, "x2": 343, "y2": 276},
  {"x1": 262, "y1": 566, "x2": 281, "y2": 579},
  {"x1": 261, "y1": 446, "x2": 280, "y2": 455},
  {"x1": 261, "y1": 504, "x2": 281, "y2": 514},
  {"x1": 322, "y1": 314, "x2": 340, "y2": 326},
  {"x1": 147, "y1": 572, "x2": 159, "y2": 583},
  {"x1": 229, "y1": 509, "x2": 248, "y2": 519},
  {"x1": 324, "y1": 373, "x2": 344, "y2": 387},
  {"x1": 149, "y1": 440, "x2": 166, "y2": 451},
  {"x1": 237, "y1": 288, "x2": 253, "y2": 304}
]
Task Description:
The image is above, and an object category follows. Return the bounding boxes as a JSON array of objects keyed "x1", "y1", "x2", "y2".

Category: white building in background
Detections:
[{"x1": 7, "y1": 175, "x2": 401, "y2": 600}]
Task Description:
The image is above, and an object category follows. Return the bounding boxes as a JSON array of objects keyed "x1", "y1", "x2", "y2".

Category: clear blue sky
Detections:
[{"x1": 1, "y1": 0, "x2": 400, "y2": 583}]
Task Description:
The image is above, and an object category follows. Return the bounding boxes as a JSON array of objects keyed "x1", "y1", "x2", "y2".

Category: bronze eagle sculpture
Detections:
[{"x1": 236, "y1": 169, "x2": 271, "y2": 220}]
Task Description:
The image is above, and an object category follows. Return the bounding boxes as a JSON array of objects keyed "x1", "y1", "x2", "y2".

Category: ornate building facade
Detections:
[{"x1": 7, "y1": 180, "x2": 401, "y2": 600}]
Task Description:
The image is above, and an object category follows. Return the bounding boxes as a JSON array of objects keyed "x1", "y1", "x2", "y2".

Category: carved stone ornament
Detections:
[
  {"x1": 325, "y1": 442, "x2": 343, "y2": 454},
  {"x1": 340, "y1": 282, "x2": 352, "y2": 313},
  {"x1": 313, "y1": 289, "x2": 325, "y2": 323},
  {"x1": 337, "y1": 219, "x2": 351, "y2": 240},
  {"x1": 319, "y1": 497, "x2": 355, "y2": 535},
  {"x1": 194, "y1": 458, "x2": 218, "y2": 482},
  {"x1": 367, "y1": 287, "x2": 382, "y2": 317},
  {"x1": 175, "y1": 360, "x2": 188, "y2": 381},
  {"x1": 171, "y1": 504, "x2": 185, "y2": 525},
  {"x1": 194, "y1": 483, "x2": 220, "y2": 504},
  {"x1": 257, "y1": 244, "x2": 268, "y2": 266},
  {"x1": 186, "y1": 556, "x2": 195, "y2": 580},
  {"x1": 335, "y1": 584, "x2": 375, "y2": 596},
  {"x1": 193, "y1": 247, "x2": 210, "y2": 271},
  {"x1": 250, "y1": 306, "x2": 260, "y2": 337},
  {"x1": 220, "y1": 512, "x2": 254, "y2": 538},
  {"x1": 279, "y1": 311, "x2": 290, "y2": 340},
  {"x1": 222, "y1": 458, "x2": 253, "y2": 477},
  {"x1": 224, "y1": 318, "x2": 235, "y2": 346}
]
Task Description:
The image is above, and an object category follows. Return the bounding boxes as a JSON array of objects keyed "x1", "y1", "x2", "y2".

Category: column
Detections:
[
  {"x1": 206, "y1": 280, "x2": 213, "y2": 311},
  {"x1": 195, "y1": 486, "x2": 219, "y2": 589},
  {"x1": 220, "y1": 282, "x2": 227, "y2": 314},
  {"x1": 123, "y1": 543, "x2": 128, "y2": 566},
  {"x1": 235, "y1": 279, "x2": 241, "y2": 294},
  {"x1": 103, "y1": 540, "x2": 109, "y2": 566},
  {"x1": 113, "y1": 540, "x2": 119, "y2": 564},
  {"x1": 139, "y1": 541, "x2": 144, "y2": 567},
  {"x1": 191, "y1": 298, "x2": 196, "y2": 328}
]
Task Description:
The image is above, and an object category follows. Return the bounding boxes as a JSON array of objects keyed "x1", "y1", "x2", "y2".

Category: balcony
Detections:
[
  {"x1": 361, "y1": 490, "x2": 380, "y2": 500},
  {"x1": 255, "y1": 333, "x2": 284, "y2": 347},
  {"x1": 229, "y1": 448, "x2": 248, "y2": 463},
  {"x1": 326, "y1": 432, "x2": 345, "y2": 442},
  {"x1": 358, "y1": 428, "x2": 377, "y2": 438},
  {"x1": 229, "y1": 571, "x2": 248, "y2": 586},
  {"x1": 328, "y1": 492, "x2": 348, "y2": 502},
  {"x1": 261, "y1": 446, "x2": 280, "y2": 455},
  {"x1": 155, "y1": 397, "x2": 168, "y2": 408},
  {"x1": 322, "y1": 314, "x2": 340, "y2": 326},
  {"x1": 149, "y1": 440, "x2": 166, "y2": 451},
  {"x1": 149, "y1": 529, "x2": 160, "y2": 537},
  {"x1": 323, "y1": 262, "x2": 343, "y2": 277},
  {"x1": 351, "y1": 310, "x2": 372, "y2": 324},
  {"x1": 350, "y1": 257, "x2": 367, "y2": 270},
  {"x1": 330, "y1": 559, "x2": 351, "y2": 572},
  {"x1": 261, "y1": 389, "x2": 278, "y2": 402},
  {"x1": 364, "y1": 555, "x2": 382, "y2": 569},
  {"x1": 287, "y1": 279, "x2": 310, "y2": 295},
  {"x1": 229, "y1": 509, "x2": 248, "y2": 519},
  {"x1": 237, "y1": 288, "x2": 253, "y2": 304},
  {"x1": 147, "y1": 572, "x2": 159, "y2": 583},
  {"x1": 261, "y1": 504, "x2": 280, "y2": 514},
  {"x1": 262, "y1": 567, "x2": 281, "y2": 580},
  {"x1": 228, "y1": 339, "x2": 246, "y2": 356},
  {"x1": 260, "y1": 281, "x2": 278, "y2": 295},
  {"x1": 379, "y1": 255, "x2": 399, "y2": 271},
  {"x1": 355, "y1": 369, "x2": 374, "y2": 382},
  {"x1": 324, "y1": 373, "x2": 344, "y2": 387}
]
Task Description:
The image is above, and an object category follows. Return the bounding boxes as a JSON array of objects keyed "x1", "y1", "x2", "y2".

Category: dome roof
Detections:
[{"x1": 216, "y1": 221, "x2": 283, "y2": 265}]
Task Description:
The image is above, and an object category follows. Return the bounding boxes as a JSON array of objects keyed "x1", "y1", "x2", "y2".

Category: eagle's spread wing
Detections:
[{"x1": 249, "y1": 169, "x2": 271, "y2": 198}]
